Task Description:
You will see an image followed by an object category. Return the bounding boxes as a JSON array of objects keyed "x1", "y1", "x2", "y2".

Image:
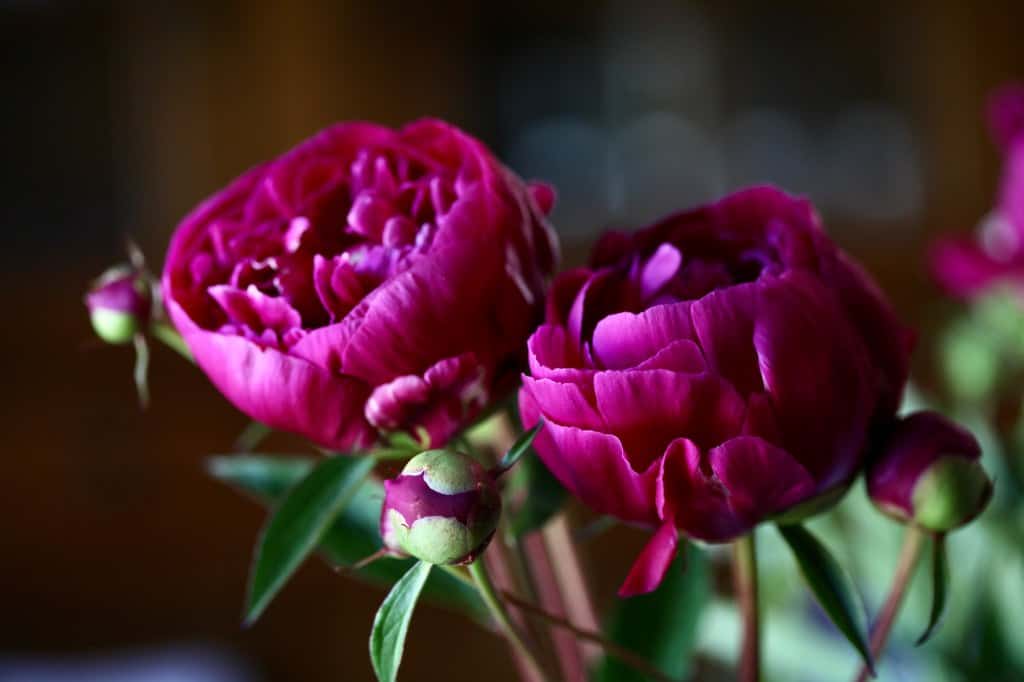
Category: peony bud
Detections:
[
  {"x1": 380, "y1": 449, "x2": 501, "y2": 565},
  {"x1": 85, "y1": 266, "x2": 152, "y2": 344},
  {"x1": 867, "y1": 411, "x2": 992, "y2": 532}
]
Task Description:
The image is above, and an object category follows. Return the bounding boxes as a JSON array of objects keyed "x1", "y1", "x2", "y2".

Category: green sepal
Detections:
[
  {"x1": 496, "y1": 419, "x2": 544, "y2": 474},
  {"x1": 916, "y1": 533, "x2": 949, "y2": 645}
]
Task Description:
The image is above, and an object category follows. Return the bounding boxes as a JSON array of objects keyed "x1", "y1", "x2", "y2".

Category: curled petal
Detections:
[
  {"x1": 709, "y1": 436, "x2": 816, "y2": 523},
  {"x1": 657, "y1": 438, "x2": 748, "y2": 542},
  {"x1": 527, "y1": 324, "x2": 592, "y2": 381}
]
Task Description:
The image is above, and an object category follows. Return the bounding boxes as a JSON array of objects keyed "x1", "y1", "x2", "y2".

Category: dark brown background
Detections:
[{"x1": 3, "y1": 1, "x2": 1022, "y2": 680}]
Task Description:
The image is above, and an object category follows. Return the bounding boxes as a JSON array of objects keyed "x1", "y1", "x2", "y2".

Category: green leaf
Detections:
[
  {"x1": 505, "y1": 451, "x2": 567, "y2": 538},
  {"x1": 209, "y1": 454, "x2": 488, "y2": 623},
  {"x1": 497, "y1": 419, "x2": 544, "y2": 472},
  {"x1": 208, "y1": 455, "x2": 315, "y2": 499},
  {"x1": 370, "y1": 560, "x2": 433, "y2": 682},
  {"x1": 777, "y1": 524, "x2": 874, "y2": 674},
  {"x1": 245, "y1": 454, "x2": 375, "y2": 624},
  {"x1": 595, "y1": 544, "x2": 709, "y2": 682},
  {"x1": 916, "y1": 533, "x2": 949, "y2": 645}
]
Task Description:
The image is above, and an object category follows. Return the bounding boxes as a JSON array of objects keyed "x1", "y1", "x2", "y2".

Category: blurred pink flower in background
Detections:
[{"x1": 931, "y1": 84, "x2": 1024, "y2": 298}]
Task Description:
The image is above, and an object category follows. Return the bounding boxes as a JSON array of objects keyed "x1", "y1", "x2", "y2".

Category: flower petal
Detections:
[
  {"x1": 592, "y1": 301, "x2": 696, "y2": 370},
  {"x1": 521, "y1": 375, "x2": 603, "y2": 431},
  {"x1": 618, "y1": 521, "x2": 679, "y2": 597},
  {"x1": 691, "y1": 282, "x2": 764, "y2": 395},
  {"x1": 527, "y1": 324, "x2": 593, "y2": 382},
  {"x1": 657, "y1": 438, "x2": 748, "y2": 542},
  {"x1": 594, "y1": 369, "x2": 746, "y2": 471},
  {"x1": 754, "y1": 272, "x2": 873, "y2": 489}
]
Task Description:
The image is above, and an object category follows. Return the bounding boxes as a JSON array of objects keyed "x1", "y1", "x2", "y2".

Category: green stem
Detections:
[
  {"x1": 150, "y1": 321, "x2": 193, "y2": 361},
  {"x1": 853, "y1": 526, "x2": 925, "y2": 682},
  {"x1": 467, "y1": 559, "x2": 553, "y2": 682},
  {"x1": 733, "y1": 532, "x2": 761, "y2": 682}
]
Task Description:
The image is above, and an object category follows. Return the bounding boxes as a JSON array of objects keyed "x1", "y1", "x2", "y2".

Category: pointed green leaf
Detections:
[
  {"x1": 207, "y1": 455, "x2": 315, "y2": 499},
  {"x1": 245, "y1": 454, "x2": 375, "y2": 624},
  {"x1": 209, "y1": 454, "x2": 488, "y2": 623},
  {"x1": 370, "y1": 560, "x2": 432, "y2": 682},
  {"x1": 916, "y1": 533, "x2": 949, "y2": 645},
  {"x1": 595, "y1": 544, "x2": 708, "y2": 682},
  {"x1": 778, "y1": 524, "x2": 875, "y2": 674},
  {"x1": 498, "y1": 419, "x2": 544, "y2": 473}
]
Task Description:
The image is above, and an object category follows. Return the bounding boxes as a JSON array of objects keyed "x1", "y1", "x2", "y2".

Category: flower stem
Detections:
[
  {"x1": 853, "y1": 525, "x2": 925, "y2": 682},
  {"x1": 733, "y1": 532, "x2": 761, "y2": 682},
  {"x1": 467, "y1": 559, "x2": 554, "y2": 682},
  {"x1": 150, "y1": 321, "x2": 193, "y2": 361},
  {"x1": 442, "y1": 565, "x2": 680, "y2": 682},
  {"x1": 502, "y1": 590, "x2": 681, "y2": 682}
]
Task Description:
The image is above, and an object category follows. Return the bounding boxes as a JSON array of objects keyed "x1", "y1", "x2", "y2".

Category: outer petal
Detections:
[
  {"x1": 709, "y1": 436, "x2": 816, "y2": 523},
  {"x1": 519, "y1": 389, "x2": 658, "y2": 524},
  {"x1": 753, "y1": 272, "x2": 873, "y2": 489},
  {"x1": 820, "y1": 249, "x2": 914, "y2": 418},
  {"x1": 691, "y1": 282, "x2": 764, "y2": 395},
  {"x1": 168, "y1": 300, "x2": 375, "y2": 450},
  {"x1": 618, "y1": 521, "x2": 679, "y2": 597}
]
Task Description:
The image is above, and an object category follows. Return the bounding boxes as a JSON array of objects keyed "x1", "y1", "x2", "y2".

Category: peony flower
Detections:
[
  {"x1": 518, "y1": 186, "x2": 914, "y2": 595},
  {"x1": 163, "y1": 120, "x2": 558, "y2": 450},
  {"x1": 931, "y1": 84, "x2": 1024, "y2": 298},
  {"x1": 380, "y1": 449, "x2": 502, "y2": 565},
  {"x1": 85, "y1": 264, "x2": 153, "y2": 344},
  {"x1": 866, "y1": 411, "x2": 991, "y2": 532}
]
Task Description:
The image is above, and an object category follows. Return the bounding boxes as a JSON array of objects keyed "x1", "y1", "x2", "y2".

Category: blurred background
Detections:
[{"x1": 4, "y1": 1, "x2": 1023, "y2": 680}]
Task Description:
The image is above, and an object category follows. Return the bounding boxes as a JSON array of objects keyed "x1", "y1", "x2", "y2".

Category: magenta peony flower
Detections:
[
  {"x1": 380, "y1": 449, "x2": 502, "y2": 565},
  {"x1": 866, "y1": 411, "x2": 991, "y2": 532},
  {"x1": 931, "y1": 84, "x2": 1024, "y2": 298},
  {"x1": 518, "y1": 186, "x2": 914, "y2": 595},
  {"x1": 163, "y1": 120, "x2": 558, "y2": 450}
]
